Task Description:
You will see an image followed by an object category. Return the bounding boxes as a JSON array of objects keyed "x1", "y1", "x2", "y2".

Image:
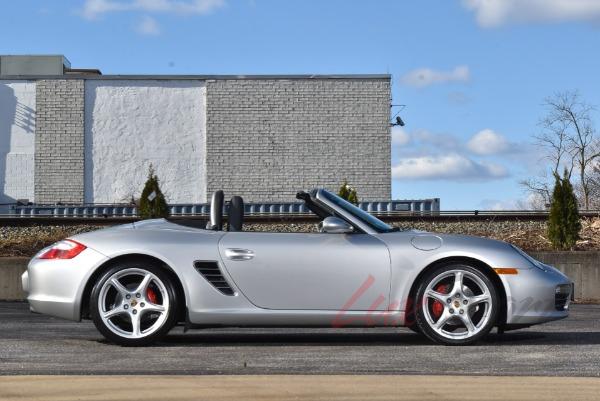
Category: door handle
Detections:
[{"x1": 225, "y1": 248, "x2": 255, "y2": 261}]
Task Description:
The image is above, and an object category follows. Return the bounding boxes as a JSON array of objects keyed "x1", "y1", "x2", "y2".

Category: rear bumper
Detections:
[{"x1": 22, "y1": 248, "x2": 108, "y2": 321}]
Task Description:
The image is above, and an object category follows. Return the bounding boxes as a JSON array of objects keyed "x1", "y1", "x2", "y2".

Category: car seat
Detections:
[
  {"x1": 206, "y1": 190, "x2": 224, "y2": 230},
  {"x1": 228, "y1": 196, "x2": 244, "y2": 232}
]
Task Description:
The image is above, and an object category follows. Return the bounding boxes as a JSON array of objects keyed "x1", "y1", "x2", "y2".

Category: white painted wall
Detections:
[
  {"x1": 0, "y1": 80, "x2": 36, "y2": 204},
  {"x1": 84, "y1": 80, "x2": 207, "y2": 204}
]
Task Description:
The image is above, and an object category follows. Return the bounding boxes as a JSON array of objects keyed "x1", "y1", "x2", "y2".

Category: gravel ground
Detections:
[
  {"x1": 1, "y1": 217, "x2": 599, "y2": 257},
  {"x1": 0, "y1": 225, "x2": 102, "y2": 257}
]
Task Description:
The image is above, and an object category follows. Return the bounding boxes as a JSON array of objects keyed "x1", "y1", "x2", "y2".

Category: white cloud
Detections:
[
  {"x1": 81, "y1": 0, "x2": 225, "y2": 19},
  {"x1": 478, "y1": 193, "x2": 544, "y2": 210},
  {"x1": 81, "y1": 0, "x2": 123, "y2": 18},
  {"x1": 411, "y1": 129, "x2": 462, "y2": 152},
  {"x1": 401, "y1": 66, "x2": 470, "y2": 88},
  {"x1": 136, "y1": 15, "x2": 161, "y2": 35},
  {"x1": 391, "y1": 126, "x2": 410, "y2": 146},
  {"x1": 392, "y1": 154, "x2": 508, "y2": 181},
  {"x1": 467, "y1": 129, "x2": 511, "y2": 155},
  {"x1": 478, "y1": 198, "x2": 521, "y2": 210},
  {"x1": 462, "y1": 0, "x2": 600, "y2": 28}
]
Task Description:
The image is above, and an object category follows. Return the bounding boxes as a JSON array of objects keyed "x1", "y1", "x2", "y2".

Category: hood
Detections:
[{"x1": 384, "y1": 229, "x2": 512, "y2": 253}]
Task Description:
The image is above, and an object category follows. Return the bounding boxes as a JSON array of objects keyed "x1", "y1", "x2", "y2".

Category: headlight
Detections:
[{"x1": 510, "y1": 244, "x2": 547, "y2": 272}]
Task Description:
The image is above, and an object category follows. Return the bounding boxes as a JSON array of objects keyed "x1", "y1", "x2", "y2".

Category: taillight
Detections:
[{"x1": 38, "y1": 240, "x2": 87, "y2": 260}]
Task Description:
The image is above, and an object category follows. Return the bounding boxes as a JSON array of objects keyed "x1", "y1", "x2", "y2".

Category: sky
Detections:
[{"x1": 2, "y1": 0, "x2": 600, "y2": 210}]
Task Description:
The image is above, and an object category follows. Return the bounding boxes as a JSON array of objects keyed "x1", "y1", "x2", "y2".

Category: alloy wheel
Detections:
[
  {"x1": 421, "y1": 269, "x2": 493, "y2": 341},
  {"x1": 97, "y1": 268, "x2": 170, "y2": 339}
]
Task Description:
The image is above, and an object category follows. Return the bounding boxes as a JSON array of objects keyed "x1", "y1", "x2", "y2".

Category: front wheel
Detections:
[
  {"x1": 90, "y1": 262, "x2": 178, "y2": 346},
  {"x1": 414, "y1": 264, "x2": 499, "y2": 345}
]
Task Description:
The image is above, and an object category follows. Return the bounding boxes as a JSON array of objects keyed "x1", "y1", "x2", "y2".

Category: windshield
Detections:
[{"x1": 319, "y1": 190, "x2": 395, "y2": 233}]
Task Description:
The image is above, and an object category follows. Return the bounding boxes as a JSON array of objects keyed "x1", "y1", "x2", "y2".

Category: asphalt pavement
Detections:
[{"x1": 1, "y1": 302, "x2": 599, "y2": 376}]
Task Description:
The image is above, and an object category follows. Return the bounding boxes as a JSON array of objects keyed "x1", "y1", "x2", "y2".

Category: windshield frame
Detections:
[{"x1": 315, "y1": 189, "x2": 395, "y2": 234}]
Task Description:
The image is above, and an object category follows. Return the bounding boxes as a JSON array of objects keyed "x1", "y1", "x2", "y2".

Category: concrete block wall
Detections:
[
  {"x1": 0, "y1": 258, "x2": 28, "y2": 301},
  {"x1": 206, "y1": 78, "x2": 391, "y2": 202},
  {"x1": 34, "y1": 79, "x2": 85, "y2": 203},
  {"x1": 531, "y1": 251, "x2": 600, "y2": 301},
  {"x1": 22, "y1": 75, "x2": 391, "y2": 205}
]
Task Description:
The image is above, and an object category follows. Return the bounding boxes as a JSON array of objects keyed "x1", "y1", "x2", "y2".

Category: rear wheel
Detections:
[
  {"x1": 414, "y1": 264, "x2": 498, "y2": 345},
  {"x1": 90, "y1": 262, "x2": 178, "y2": 346}
]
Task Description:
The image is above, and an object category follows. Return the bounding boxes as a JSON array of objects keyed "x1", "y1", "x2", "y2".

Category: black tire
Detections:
[
  {"x1": 404, "y1": 298, "x2": 421, "y2": 334},
  {"x1": 90, "y1": 261, "x2": 179, "y2": 346},
  {"x1": 414, "y1": 263, "x2": 499, "y2": 345}
]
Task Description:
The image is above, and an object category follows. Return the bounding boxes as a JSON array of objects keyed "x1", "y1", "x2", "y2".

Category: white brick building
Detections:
[{"x1": 0, "y1": 55, "x2": 391, "y2": 205}]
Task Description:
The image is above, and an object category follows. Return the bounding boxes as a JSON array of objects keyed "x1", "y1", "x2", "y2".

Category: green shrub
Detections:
[
  {"x1": 338, "y1": 180, "x2": 359, "y2": 205},
  {"x1": 138, "y1": 165, "x2": 169, "y2": 219},
  {"x1": 547, "y1": 171, "x2": 581, "y2": 250}
]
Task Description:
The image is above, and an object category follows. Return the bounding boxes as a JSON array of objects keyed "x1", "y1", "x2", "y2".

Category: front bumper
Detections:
[
  {"x1": 503, "y1": 263, "x2": 572, "y2": 325},
  {"x1": 22, "y1": 247, "x2": 108, "y2": 321}
]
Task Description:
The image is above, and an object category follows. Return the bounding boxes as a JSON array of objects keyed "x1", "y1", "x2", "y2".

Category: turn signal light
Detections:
[
  {"x1": 494, "y1": 268, "x2": 519, "y2": 275},
  {"x1": 38, "y1": 240, "x2": 87, "y2": 260}
]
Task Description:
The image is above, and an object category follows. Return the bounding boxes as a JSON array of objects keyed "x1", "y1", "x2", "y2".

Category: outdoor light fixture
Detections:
[
  {"x1": 394, "y1": 116, "x2": 405, "y2": 126},
  {"x1": 391, "y1": 104, "x2": 406, "y2": 126}
]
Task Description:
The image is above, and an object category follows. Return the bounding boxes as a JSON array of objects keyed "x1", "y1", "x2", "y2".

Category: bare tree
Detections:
[
  {"x1": 547, "y1": 91, "x2": 600, "y2": 209},
  {"x1": 522, "y1": 91, "x2": 600, "y2": 209},
  {"x1": 525, "y1": 192, "x2": 548, "y2": 210},
  {"x1": 589, "y1": 161, "x2": 600, "y2": 209},
  {"x1": 519, "y1": 176, "x2": 552, "y2": 207},
  {"x1": 520, "y1": 94, "x2": 575, "y2": 207}
]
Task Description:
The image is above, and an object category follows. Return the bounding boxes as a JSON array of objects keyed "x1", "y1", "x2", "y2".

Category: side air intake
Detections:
[{"x1": 193, "y1": 261, "x2": 235, "y2": 296}]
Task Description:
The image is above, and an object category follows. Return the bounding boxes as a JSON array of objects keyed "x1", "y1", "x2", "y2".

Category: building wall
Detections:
[
  {"x1": 14, "y1": 75, "x2": 390, "y2": 205},
  {"x1": 0, "y1": 80, "x2": 36, "y2": 204},
  {"x1": 206, "y1": 78, "x2": 391, "y2": 202},
  {"x1": 34, "y1": 79, "x2": 85, "y2": 204},
  {"x1": 84, "y1": 80, "x2": 207, "y2": 204}
]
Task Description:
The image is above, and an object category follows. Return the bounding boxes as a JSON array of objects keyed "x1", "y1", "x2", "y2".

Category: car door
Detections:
[{"x1": 218, "y1": 231, "x2": 391, "y2": 310}]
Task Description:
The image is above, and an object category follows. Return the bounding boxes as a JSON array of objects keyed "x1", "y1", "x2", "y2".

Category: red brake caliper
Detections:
[
  {"x1": 432, "y1": 284, "x2": 447, "y2": 319},
  {"x1": 146, "y1": 287, "x2": 158, "y2": 304}
]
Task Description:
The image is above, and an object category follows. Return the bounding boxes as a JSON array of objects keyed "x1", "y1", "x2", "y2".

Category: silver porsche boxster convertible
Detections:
[{"x1": 22, "y1": 189, "x2": 572, "y2": 346}]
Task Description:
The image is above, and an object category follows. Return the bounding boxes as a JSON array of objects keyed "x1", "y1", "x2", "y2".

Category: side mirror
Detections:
[{"x1": 318, "y1": 216, "x2": 354, "y2": 234}]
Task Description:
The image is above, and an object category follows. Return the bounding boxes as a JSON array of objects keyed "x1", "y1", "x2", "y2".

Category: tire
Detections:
[
  {"x1": 414, "y1": 263, "x2": 499, "y2": 345},
  {"x1": 404, "y1": 297, "x2": 421, "y2": 334},
  {"x1": 90, "y1": 261, "x2": 179, "y2": 346}
]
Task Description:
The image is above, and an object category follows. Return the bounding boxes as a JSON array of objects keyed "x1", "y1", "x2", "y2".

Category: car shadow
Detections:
[
  {"x1": 158, "y1": 331, "x2": 432, "y2": 347},
  {"x1": 145, "y1": 330, "x2": 600, "y2": 347},
  {"x1": 483, "y1": 331, "x2": 600, "y2": 346}
]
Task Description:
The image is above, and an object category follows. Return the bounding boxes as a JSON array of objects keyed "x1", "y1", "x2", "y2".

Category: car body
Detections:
[{"x1": 22, "y1": 189, "x2": 572, "y2": 345}]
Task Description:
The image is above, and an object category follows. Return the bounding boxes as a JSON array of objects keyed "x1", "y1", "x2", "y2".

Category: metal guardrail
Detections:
[
  {"x1": 5, "y1": 200, "x2": 599, "y2": 221},
  {"x1": 6, "y1": 198, "x2": 442, "y2": 219}
]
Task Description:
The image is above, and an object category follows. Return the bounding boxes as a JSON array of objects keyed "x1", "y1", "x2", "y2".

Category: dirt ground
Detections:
[{"x1": 1, "y1": 375, "x2": 599, "y2": 401}]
